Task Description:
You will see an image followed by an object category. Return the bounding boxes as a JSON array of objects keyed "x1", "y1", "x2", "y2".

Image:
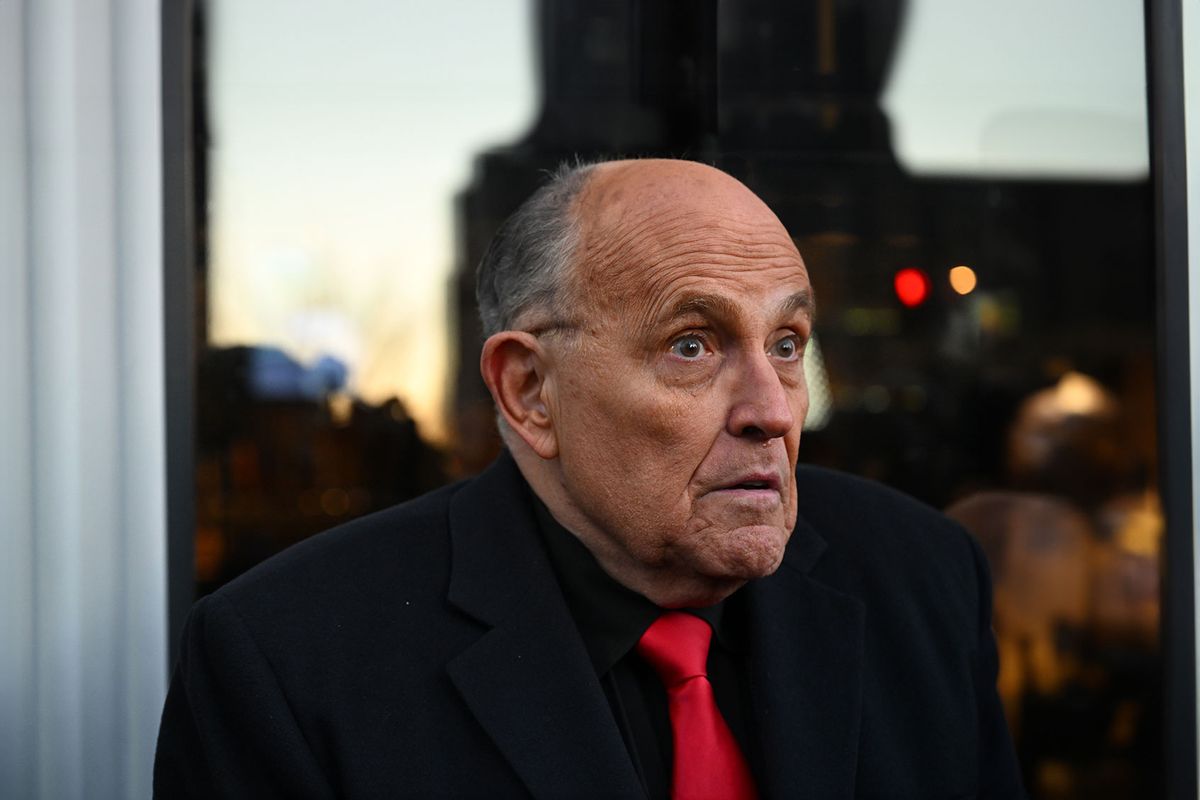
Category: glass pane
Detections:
[
  {"x1": 194, "y1": 0, "x2": 535, "y2": 591},
  {"x1": 193, "y1": 1, "x2": 1159, "y2": 796}
]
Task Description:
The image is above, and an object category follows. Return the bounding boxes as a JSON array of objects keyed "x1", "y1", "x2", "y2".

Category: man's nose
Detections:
[{"x1": 726, "y1": 350, "x2": 796, "y2": 441}]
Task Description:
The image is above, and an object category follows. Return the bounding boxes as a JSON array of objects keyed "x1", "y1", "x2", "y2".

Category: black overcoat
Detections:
[{"x1": 154, "y1": 452, "x2": 1024, "y2": 798}]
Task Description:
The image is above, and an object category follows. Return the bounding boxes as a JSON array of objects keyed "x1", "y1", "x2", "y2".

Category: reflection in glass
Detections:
[
  {"x1": 194, "y1": 2, "x2": 1160, "y2": 796},
  {"x1": 948, "y1": 371, "x2": 1161, "y2": 797}
]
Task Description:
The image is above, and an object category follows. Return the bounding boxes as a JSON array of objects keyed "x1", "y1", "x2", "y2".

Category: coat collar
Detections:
[
  {"x1": 445, "y1": 452, "x2": 645, "y2": 799},
  {"x1": 445, "y1": 453, "x2": 865, "y2": 799}
]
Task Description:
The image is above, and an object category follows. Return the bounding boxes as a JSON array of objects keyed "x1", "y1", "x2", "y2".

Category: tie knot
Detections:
[{"x1": 636, "y1": 611, "x2": 713, "y2": 687}]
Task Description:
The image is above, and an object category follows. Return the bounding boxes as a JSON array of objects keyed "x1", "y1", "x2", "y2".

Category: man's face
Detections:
[{"x1": 541, "y1": 161, "x2": 812, "y2": 606}]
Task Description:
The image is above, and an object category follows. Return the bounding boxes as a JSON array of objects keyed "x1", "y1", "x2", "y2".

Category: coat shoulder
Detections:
[
  {"x1": 211, "y1": 479, "x2": 467, "y2": 633},
  {"x1": 793, "y1": 464, "x2": 985, "y2": 635},
  {"x1": 796, "y1": 463, "x2": 973, "y2": 565}
]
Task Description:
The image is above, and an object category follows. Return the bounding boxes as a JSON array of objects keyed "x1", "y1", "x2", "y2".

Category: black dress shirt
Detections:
[{"x1": 533, "y1": 500, "x2": 761, "y2": 799}]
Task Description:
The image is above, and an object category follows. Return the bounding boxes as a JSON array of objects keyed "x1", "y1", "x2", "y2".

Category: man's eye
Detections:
[
  {"x1": 669, "y1": 335, "x2": 708, "y2": 360},
  {"x1": 770, "y1": 335, "x2": 803, "y2": 360}
]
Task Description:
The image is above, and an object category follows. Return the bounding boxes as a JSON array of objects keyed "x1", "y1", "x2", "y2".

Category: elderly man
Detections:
[{"x1": 155, "y1": 159, "x2": 1024, "y2": 798}]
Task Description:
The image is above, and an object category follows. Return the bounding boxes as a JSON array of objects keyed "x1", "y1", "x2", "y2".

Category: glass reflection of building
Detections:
[{"x1": 196, "y1": 2, "x2": 1160, "y2": 797}]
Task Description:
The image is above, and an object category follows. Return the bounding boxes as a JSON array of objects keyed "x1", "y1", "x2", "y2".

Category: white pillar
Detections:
[
  {"x1": 0, "y1": 0, "x2": 167, "y2": 797},
  {"x1": 0, "y1": 0, "x2": 36, "y2": 792}
]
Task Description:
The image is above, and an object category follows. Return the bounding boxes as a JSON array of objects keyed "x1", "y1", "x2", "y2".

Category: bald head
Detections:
[
  {"x1": 475, "y1": 158, "x2": 801, "y2": 338},
  {"x1": 578, "y1": 159, "x2": 782, "y2": 235}
]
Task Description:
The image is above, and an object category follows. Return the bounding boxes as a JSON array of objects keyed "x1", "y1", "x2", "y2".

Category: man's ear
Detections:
[{"x1": 479, "y1": 332, "x2": 558, "y2": 459}]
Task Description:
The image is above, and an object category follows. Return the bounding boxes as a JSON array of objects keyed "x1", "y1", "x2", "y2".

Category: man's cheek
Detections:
[{"x1": 623, "y1": 389, "x2": 715, "y2": 442}]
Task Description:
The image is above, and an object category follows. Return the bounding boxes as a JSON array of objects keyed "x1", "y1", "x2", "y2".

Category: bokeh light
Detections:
[
  {"x1": 949, "y1": 265, "x2": 978, "y2": 295},
  {"x1": 894, "y1": 267, "x2": 931, "y2": 307}
]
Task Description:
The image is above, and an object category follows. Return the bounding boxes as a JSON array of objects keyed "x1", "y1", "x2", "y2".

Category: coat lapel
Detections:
[
  {"x1": 444, "y1": 454, "x2": 644, "y2": 800},
  {"x1": 744, "y1": 515, "x2": 866, "y2": 799}
]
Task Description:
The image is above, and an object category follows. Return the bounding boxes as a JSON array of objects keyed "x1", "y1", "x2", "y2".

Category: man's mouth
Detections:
[{"x1": 717, "y1": 473, "x2": 781, "y2": 493}]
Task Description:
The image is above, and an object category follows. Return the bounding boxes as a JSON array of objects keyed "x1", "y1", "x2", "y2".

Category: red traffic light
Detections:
[{"x1": 894, "y1": 268, "x2": 930, "y2": 307}]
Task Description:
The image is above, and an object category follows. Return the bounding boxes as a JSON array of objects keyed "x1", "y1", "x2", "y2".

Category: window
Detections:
[{"x1": 190, "y1": 3, "x2": 1162, "y2": 794}]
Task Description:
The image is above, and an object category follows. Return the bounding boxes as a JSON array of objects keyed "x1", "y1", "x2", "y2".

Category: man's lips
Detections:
[{"x1": 711, "y1": 472, "x2": 783, "y2": 493}]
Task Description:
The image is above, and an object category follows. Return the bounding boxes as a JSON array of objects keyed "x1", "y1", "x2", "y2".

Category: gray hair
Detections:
[{"x1": 475, "y1": 161, "x2": 598, "y2": 337}]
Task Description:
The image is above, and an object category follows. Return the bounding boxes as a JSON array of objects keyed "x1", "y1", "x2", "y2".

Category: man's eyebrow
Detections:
[
  {"x1": 661, "y1": 289, "x2": 816, "y2": 325},
  {"x1": 663, "y1": 294, "x2": 742, "y2": 322},
  {"x1": 776, "y1": 289, "x2": 816, "y2": 323}
]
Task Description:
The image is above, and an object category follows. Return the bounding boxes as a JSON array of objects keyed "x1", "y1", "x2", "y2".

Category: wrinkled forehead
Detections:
[{"x1": 571, "y1": 161, "x2": 807, "y2": 307}]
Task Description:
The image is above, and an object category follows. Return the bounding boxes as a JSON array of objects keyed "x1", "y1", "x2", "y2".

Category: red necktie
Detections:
[{"x1": 636, "y1": 612, "x2": 758, "y2": 800}]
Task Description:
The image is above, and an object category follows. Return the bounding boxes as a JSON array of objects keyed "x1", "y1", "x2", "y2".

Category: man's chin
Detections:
[{"x1": 705, "y1": 524, "x2": 790, "y2": 581}]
